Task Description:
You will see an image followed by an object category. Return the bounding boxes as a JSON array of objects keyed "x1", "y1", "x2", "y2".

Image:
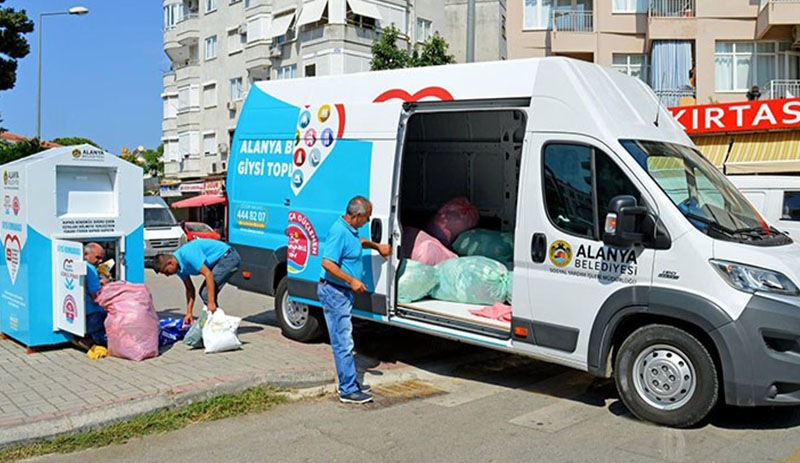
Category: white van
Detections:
[
  {"x1": 143, "y1": 196, "x2": 186, "y2": 265},
  {"x1": 226, "y1": 57, "x2": 800, "y2": 427},
  {"x1": 727, "y1": 175, "x2": 800, "y2": 237}
]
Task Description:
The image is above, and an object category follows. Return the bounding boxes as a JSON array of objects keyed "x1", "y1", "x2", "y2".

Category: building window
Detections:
[
  {"x1": 276, "y1": 64, "x2": 297, "y2": 80},
  {"x1": 612, "y1": 0, "x2": 648, "y2": 13},
  {"x1": 417, "y1": 18, "x2": 432, "y2": 43},
  {"x1": 203, "y1": 132, "x2": 217, "y2": 156},
  {"x1": 305, "y1": 64, "x2": 316, "y2": 77},
  {"x1": 612, "y1": 54, "x2": 649, "y2": 82},
  {"x1": 228, "y1": 28, "x2": 245, "y2": 54},
  {"x1": 178, "y1": 84, "x2": 200, "y2": 112},
  {"x1": 714, "y1": 41, "x2": 789, "y2": 92},
  {"x1": 230, "y1": 77, "x2": 244, "y2": 101},
  {"x1": 163, "y1": 94, "x2": 178, "y2": 119},
  {"x1": 163, "y1": 3, "x2": 183, "y2": 28},
  {"x1": 205, "y1": 0, "x2": 217, "y2": 13},
  {"x1": 523, "y1": 0, "x2": 552, "y2": 30},
  {"x1": 202, "y1": 83, "x2": 217, "y2": 108},
  {"x1": 205, "y1": 35, "x2": 217, "y2": 61}
]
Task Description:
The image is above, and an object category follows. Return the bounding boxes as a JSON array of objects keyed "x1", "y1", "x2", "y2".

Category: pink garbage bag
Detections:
[
  {"x1": 96, "y1": 281, "x2": 159, "y2": 361},
  {"x1": 426, "y1": 197, "x2": 480, "y2": 246},
  {"x1": 403, "y1": 227, "x2": 457, "y2": 266}
]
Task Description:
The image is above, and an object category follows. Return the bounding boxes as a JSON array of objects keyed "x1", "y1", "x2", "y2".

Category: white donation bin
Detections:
[{"x1": 0, "y1": 144, "x2": 144, "y2": 348}]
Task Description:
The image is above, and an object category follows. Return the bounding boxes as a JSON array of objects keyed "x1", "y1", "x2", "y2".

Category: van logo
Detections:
[
  {"x1": 373, "y1": 86, "x2": 454, "y2": 103},
  {"x1": 290, "y1": 103, "x2": 346, "y2": 196},
  {"x1": 658, "y1": 270, "x2": 680, "y2": 280},
  {"x1": 549, "y1": 240, "x2": 572, "y2": 268}
]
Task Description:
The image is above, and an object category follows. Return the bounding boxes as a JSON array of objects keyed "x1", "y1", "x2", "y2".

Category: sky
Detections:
[{"x1": 1, "y1": 1, "x2": 169, "y2": 153}]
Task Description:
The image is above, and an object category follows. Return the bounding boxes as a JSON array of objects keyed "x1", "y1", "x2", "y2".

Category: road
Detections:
[{"x1": 29, "y1": 276, "x2": 800, "y2": 463}]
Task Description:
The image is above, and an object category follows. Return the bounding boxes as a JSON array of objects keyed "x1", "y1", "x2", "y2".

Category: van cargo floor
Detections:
[{"x1": 397, "y1": 299, "x2": 510, "y2": 339}]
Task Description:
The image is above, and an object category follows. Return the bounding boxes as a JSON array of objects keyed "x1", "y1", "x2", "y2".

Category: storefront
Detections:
[
  {"x1": 669, "y1": 98, "x2": 800, "y2": 175},
  {"x1": 168, "y1": 178, "x2": 228, "y2": 240}
]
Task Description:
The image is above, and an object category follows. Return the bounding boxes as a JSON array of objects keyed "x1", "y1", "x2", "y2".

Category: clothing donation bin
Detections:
[{"x1": 0, "y1": 144, "x2": 144, "y2": 348}]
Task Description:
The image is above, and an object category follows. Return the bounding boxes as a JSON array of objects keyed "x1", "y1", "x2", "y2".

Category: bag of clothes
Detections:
[
  {"x1": 426, "y1": 197, "x2": 480, "y2": 247},
  {"x1": 452, "y1": 229, "x2": 514, "y2": 263},
  {"x1": 431, "y1": 256, "x2": 510, "y2": 306},
  {"x1": 96, "y1": 282, "x2": 159, "y2": 361},
  {"x1": 397, "y1": 259, "x2": 439, "y2": 303},
  {"x1": 402, "y1": 227, "x2": 457, "y2": 266}
]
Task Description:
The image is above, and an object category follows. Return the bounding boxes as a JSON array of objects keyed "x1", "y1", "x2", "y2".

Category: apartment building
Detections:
[
  {"x1": 507, "y1": 0, "x2": 800, "y2": 174},
  {"x1": 161, "y1": 0, "x2": 507, "y2": 195}
]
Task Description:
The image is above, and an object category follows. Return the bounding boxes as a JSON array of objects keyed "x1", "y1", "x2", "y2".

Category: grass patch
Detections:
[{"x1": 0, "y1": 385, "x2": 288, "y2": 462}]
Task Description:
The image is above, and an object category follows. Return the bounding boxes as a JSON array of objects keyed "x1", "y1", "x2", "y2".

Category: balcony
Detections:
[
  {"x1": 175, "y1": 60, "x2": 200, "y2": 82},
  {"x1": 244, "y1": 40, "x2": 273, "y2": 70},
  {"x1": 551, "y1": 10, "x2": 595, "y2": 53},
  {"x1": 757, "y1": 0, "x2": 800, "y2": 39},
  {"x1": 647, "y1": 0, "x2": 697, "y2": 40},
  {"x1": 765, "y1": 79, "x2": 800, "y2": 99},
  {"x1": 655, "y1": 88, "x2": 695, "y2": 107},
  {"x1": 175, "y1": 13, "x2": 199, "y2": 42}
]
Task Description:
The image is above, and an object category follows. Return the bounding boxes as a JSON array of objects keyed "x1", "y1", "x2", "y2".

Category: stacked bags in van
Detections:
[{"x1": 398, "y1": 197, "x2": 514, "y2": 305}]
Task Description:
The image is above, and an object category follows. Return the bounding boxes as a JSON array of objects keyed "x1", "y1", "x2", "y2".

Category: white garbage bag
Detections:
[{"x1": 202, "y1": 308, "x2": 242, "y2": 353}]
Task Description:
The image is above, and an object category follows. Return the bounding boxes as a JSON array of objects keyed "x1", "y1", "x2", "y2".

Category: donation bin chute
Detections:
[{"x1": 0, "y1": 144, "x2": 144, "y2": 348}]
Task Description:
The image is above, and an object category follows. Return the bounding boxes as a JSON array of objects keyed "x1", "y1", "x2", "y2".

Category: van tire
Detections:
[
  {"x1": 615, "y1": 324, "x2": 718, "y2": 428},
  {"x1": 274, "y1": 277, "x2": 325, "y2": 342}
]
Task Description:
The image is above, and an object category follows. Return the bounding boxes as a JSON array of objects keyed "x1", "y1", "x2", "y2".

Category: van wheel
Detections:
[
  {"x1": 615, "y1": 324, "x2": 718, "y2": 428},
  {"x1": 274, "y1": 277, "x2": 325, "y2": 342}
]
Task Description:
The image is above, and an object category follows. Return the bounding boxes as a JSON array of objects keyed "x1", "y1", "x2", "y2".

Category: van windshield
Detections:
[
  {"x1": 620, "y1": 140, "x2": 790, "y2": 244},
  {"x1": 144, "y1": 208, "x2": 178, "y2": 227}
]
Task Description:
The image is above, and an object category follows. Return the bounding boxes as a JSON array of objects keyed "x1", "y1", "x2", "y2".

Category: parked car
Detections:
[
  {"x1": 727, "y1": 175, "x2": 800, "y2": 237},
  {"x1": 182, "y1": 221, "x2": 221, "y2": 241}
]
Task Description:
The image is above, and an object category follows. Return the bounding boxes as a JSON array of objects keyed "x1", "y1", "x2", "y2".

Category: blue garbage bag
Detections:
[{"x1": 159, "y1": 318, "x2": 189, "y2": 347}]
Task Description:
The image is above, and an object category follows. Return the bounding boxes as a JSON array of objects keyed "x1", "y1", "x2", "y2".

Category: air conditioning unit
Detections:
[
  {"x1": 218, "y1": 142, "x2": 229, "y2": 154},
  {"x1": 238, "y1": 23, "x2": 247, "y2": 35},
  {"x1": 226, "y1": 100, "x2": 238, "y2": 111},
  {"x1": 793, "y1": 25, "x2": 800, "y2": 49},
  {"x1": 269, "y1": 45, "x2": 282, "y2": 58}
]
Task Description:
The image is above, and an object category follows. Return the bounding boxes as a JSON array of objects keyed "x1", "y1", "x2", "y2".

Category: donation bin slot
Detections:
[
  {"x1": 56, "y1": 166, "x2": 118, "y2": 217},
  {"x1": 52, "y1": 238, "x2": 86, "y2": 337}
]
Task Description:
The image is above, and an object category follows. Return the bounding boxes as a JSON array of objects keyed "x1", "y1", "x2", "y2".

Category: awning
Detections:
[
  {"x1": 270, "y1": 11, "x2": 295, "y2": 38},
  {"x1": 724, "y1": 131, "x2": 800, "y2": 174},
  {"x1": 171, "y1": 194, "x2": 227, "y2": 208},
  {"x1": 296, "y1": 0, "x2": 328, "y2": 27},
  {"x1": 692, "y1": 135, "x2": 732, "y2": 168},
  {"x1": 347, "y1": 0, "x2": 382, "y2": 20}
]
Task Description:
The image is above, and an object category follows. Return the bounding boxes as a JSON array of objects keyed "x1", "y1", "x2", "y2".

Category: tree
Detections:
[
  {"x1": 51, "y1": 137, "x2": 101, "y2": 148},
  {"x1": 0, "y1": 0, "x2": 34, "y2": 91},
  {"x1": 411, "y1": 32, "x2": 455, "y2": 68},
  {"x1": 0, "y1": 138, "x2": 43, "y2": 165},
  {"x1": 119, "y1": 146, "x2": 144, "y2": 168},
  {"x1": 370, "y1": 25, "x2": 409, "y2": 71},
  {"x1": 141, "y1": 144, "x2": 164, "y2": 177}
]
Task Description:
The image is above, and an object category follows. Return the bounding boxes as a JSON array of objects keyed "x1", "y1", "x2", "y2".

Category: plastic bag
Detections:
[
  {"x1": 426, "y1": 197, "x2": 480, "y2": 246},
  {"x1": 159, "y1": 318, "x2": 189, "y2": 347},
  {"x1": 202, "y1": 308, "x2": 242, "y2": 353},
  {"x1": 431, "y1": 256, "x2": 509, "y2": 305},
  {"x1": 402, "y1": 227, "x2": 457, "y2": 266},
  {"x1": 397, "y1": 259, "x2": 439, "y2": 303},
  {"x1": 183, "y1": 309, "x2": 209, "y2": 348},
  {"x1": 452, "y1": 229, "x2": 514, "y2": 263},
  {"x1": 96, "y1": 281, "x2": 159, "y2": 361}
]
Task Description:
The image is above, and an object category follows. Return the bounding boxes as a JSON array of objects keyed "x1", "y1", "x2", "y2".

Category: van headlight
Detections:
[
  {"x1": 179, "y1": 233, "x2": 188, "y2": 245},
  {"x1": 711, "y1": 260, "x2": 799, "y2": 295}
]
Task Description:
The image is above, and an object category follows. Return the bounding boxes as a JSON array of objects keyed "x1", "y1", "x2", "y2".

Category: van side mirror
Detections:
[{"x1": 603, "y1": 195, "x2": 647, "y2": 247}]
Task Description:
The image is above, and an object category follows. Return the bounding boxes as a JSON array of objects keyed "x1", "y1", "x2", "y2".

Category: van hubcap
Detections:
[
  {"x1": 633, "y1": 344, "x2": 696, "y2": 411},
  {"x1": 282, "y1": 291, "x2": 308, "y2": 330}
]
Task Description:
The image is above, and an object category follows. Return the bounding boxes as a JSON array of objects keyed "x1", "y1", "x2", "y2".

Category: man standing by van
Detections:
[
  {"x1": 155, "y1": 239, "x2": 241, "y2": 326},
  {"x1": 319, "y1": 196, "x2": 391, "y2": 404}
]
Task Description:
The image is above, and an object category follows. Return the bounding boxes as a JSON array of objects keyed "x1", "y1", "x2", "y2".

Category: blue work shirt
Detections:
[
  {"x1": 320, "y1": 216, "x2": 363, "y2": 288},
  {"x1": 85, "y1": 264, "x2": 103, "y2": 315},
  {"x1": 174, "y1": 239, "x2": 231, "y2": 281}
]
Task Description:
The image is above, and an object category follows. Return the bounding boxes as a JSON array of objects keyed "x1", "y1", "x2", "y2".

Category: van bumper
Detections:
[{"x1": 716, "y1": 293, "x2": 800, "y2": 406}]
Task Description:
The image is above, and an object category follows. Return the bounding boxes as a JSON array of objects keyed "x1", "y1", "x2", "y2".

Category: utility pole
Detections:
[{"x1": 466, "y1": 0, "x2": 475, "y2": 63}]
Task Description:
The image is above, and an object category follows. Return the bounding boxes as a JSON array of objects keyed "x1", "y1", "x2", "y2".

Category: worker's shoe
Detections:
[{"x1": 339, "y1": 391, "x2": 373, "y2": 404}]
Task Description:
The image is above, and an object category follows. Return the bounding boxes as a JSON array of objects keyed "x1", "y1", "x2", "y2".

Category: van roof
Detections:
[
  {"x1": 143, "y1": 196, "x2": 169, "y2": 207},
  {"x1": 728, "y1": 175, "x2": 800, "y2": 190}
]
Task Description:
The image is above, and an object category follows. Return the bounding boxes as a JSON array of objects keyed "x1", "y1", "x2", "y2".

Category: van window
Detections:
[
  {"x1": 144, "y1": 208, "x2": 178, "y2": 227},
  {"x1": 782, "y1": 192, "x2": 800, "y2": 221},
  {"x1": 543, "y1": 143, "x2": 640, "y2": 240}
]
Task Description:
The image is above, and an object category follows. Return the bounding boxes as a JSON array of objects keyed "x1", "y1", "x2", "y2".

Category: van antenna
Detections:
[{"x1": 654, "y1": 72, "x2": 666, "y2": 128}]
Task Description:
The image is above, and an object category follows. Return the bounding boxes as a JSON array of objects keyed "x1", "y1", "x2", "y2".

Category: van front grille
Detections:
[{"x1": 148, "y1": 239, "x2": 180, "y2": 249}]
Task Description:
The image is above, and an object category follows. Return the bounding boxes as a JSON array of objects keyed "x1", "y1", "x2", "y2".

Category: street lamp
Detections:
[{"x1": 36, "y1": 6, "x2": 89, "y2": 141}]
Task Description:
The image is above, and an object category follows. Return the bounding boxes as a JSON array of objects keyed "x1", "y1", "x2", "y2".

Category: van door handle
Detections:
[
  {"x1": 371, "y1": 218, "x2": 382, "y2": 243},
  {"x1": 531, "y1": 233, "x2": 547, "y2": 263}
]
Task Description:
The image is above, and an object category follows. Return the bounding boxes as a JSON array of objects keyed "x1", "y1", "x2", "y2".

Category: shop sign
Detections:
[
  {"x1": 204, "y1": 180, "x2": 223, "y2": 195},
  {"x1": 669, "y1": 98, "x2": 800, "y2": 134},
  {"x1": 179, "y1": 183, "x2": 204, "y2": 193}
]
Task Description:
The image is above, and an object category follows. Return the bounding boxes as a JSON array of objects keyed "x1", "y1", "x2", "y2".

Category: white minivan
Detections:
[
  {"x1": 226, "y1": 57, "x2": 800, "y2": 428},
  {"x1": 727, "y1": 175, "x2": 800, "y2": 237},
  {"x1": 143, "y1": 196, "x2": 186, "y2": 265}
]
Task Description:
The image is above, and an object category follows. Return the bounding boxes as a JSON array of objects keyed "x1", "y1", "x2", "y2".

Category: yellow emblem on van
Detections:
[{"x1": 549, "y1": 240, "x2": 572, "y2": 268}]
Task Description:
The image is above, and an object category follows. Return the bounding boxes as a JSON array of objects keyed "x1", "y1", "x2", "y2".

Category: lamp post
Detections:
[{"x1": 36, "y1": 6, "x2": 89, "y2": 141}]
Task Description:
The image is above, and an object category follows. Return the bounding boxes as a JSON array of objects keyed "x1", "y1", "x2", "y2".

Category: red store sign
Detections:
[{"x1": 669, "y1": 98, "x2": 800, "y2": 134}]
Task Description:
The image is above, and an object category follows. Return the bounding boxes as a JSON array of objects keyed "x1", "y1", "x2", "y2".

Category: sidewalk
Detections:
[{"x1": 0, "y1": 273, "x2": 414, "y2": 447}]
